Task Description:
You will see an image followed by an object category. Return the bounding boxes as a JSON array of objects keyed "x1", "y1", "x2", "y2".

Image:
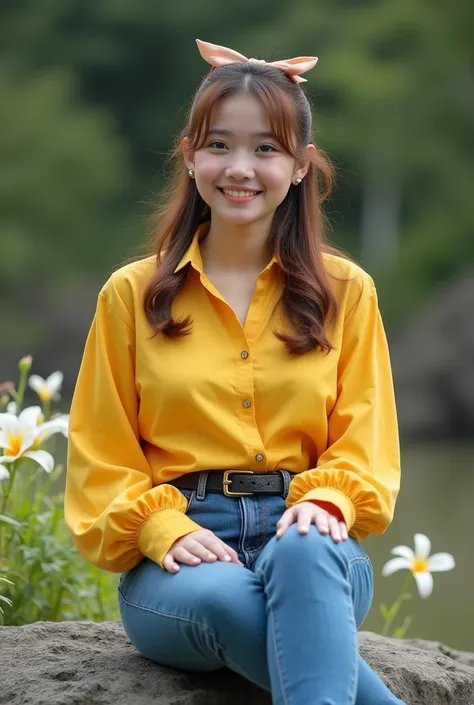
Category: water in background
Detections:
[{"x1": 364, "y1": 441, "x2": 474, "y2": 652}]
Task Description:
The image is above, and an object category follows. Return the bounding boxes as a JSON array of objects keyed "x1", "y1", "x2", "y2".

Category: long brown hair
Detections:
[{"x1": 141, "y1": 61, "x2": 355, "y2": 354}]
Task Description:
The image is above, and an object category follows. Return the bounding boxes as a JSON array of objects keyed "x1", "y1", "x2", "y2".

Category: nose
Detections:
[{"x1": 224, "y1": 152, "x2": 255, "y2": 181}]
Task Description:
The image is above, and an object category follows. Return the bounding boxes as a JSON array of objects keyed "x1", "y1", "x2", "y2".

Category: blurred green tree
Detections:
[
  {"x1": 244, "y1": 0, "x2": 473, "y2": 320},
  {"x1": 0, "y1": 0, "x2": 472, "y2": 330},
  {"x1": 0, "y1": 67, "x2": 128, "y2": 282},
  {"x1": 0, "y1": 64, "x2": 130, "y2": 352}
]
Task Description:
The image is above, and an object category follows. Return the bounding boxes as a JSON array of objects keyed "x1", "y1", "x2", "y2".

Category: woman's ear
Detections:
[
  {"x1": 294, "y1": 143, "x2": 316, "y2": 181},
  {"x1": 181, "y1": 137, "x2": 195, "y2": 172}
]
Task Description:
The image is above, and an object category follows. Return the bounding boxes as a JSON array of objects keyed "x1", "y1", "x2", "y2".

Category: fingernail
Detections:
[
  {"x1": 223, "y1": 555, "x2": 231, "y2": 562},
  {"x1": 300, "y1": 526, "x2": 309, "y2": 533},
  {"x1": 276, "y1": 529, "x2": 282, "y2": 537}
]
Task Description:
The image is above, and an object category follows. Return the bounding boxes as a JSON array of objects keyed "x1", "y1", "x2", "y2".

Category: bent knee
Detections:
[{"x1": 271, "y1": 523, "x2": 338, "y2": 565}]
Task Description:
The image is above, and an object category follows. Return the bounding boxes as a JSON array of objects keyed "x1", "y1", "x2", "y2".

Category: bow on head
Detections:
[{"x1": 196, "y1": 38, "x2": 318, "y2": 84}]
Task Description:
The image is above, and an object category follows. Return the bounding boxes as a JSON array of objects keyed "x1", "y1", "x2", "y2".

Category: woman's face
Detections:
[{"x1": 186, "y1": 92, "x2": 312, "y2": 228}]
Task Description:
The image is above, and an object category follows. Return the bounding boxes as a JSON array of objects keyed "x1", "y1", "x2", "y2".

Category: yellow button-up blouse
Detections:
[{"x1": 64, "y1": 225, "x2": 401, "y2": 573}]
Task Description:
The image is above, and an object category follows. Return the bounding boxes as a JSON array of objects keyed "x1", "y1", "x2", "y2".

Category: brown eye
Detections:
[{"x1": 257, "y1": 144, "x2": 278, "y2": 153}]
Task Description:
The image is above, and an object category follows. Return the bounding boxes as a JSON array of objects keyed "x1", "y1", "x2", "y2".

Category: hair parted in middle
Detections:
[{"x1": 141, "y1": 59, "x2": 356, "y2": 355}]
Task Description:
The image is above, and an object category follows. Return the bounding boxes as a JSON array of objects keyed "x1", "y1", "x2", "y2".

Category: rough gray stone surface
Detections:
[{"x1": 1, "y1": 621, "x2": 473, "y2": 704}]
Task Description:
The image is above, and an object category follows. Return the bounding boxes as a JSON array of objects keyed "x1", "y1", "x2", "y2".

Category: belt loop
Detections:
[
  {"x1": 278, "y1": 469, "x2": 291, "y2": 500},
  {"x1": 196, "y1": 471, "x2": 209, "y2": 500}
]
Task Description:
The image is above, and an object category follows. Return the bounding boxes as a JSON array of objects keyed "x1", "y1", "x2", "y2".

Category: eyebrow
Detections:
[{"x1": 208, "y1": 128, "x2": 276, "y2": 139}]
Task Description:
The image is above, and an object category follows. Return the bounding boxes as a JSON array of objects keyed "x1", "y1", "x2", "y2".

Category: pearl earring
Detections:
[
  {"x1": 188, "y1": 168, "x2": 195, "y2": 178},
  {"x1": 294, "y1": 177, "x2": 302, "y2": 185}
]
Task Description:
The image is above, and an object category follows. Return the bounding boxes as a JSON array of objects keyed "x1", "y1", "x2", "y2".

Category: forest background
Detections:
[{"x1": 1, "y1": 0, "x2": 473, "y2": 650}]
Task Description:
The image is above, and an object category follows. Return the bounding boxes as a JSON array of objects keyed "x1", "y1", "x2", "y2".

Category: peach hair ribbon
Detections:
[{"x1": 196, "y1": 38, "x2": 318, "y2": 84}]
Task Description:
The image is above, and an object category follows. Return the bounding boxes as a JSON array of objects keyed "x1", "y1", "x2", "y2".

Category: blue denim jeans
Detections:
[{"x1": 118, "y1": 488, "x2": 404, "y2": 704}]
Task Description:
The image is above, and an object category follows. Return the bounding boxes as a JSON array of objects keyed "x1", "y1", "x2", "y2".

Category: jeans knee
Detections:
[{"x1": 270, "y1": 523, "x2": 338, "y2": 568}]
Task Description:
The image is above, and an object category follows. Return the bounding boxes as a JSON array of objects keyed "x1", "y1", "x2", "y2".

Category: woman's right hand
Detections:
[{"x1": 163, "y1": 529, "x2": 243, "y2": 573}]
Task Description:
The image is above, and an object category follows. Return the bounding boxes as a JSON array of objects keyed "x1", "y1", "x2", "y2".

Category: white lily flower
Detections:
[
  {"x1": 0, "y1": 465, "x2": 10, "y2": 481},
  {"x1": 4, "y1": 402, "x2": 68, "y2": 439},
  {"x1": 36, "y1": 413, "x2": 69, "y2": 442},
  {"x1": 28, "y1": 371, "x2": 63, "y2": 403},
  {"x1": 0, "y1": 407, "x2": 58, "y2": 473},
  {"x1": 382, "y1": 533, "x2": 455, "y2": 598}
]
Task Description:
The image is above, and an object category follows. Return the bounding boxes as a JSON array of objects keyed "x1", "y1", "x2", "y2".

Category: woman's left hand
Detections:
[{"x1": 276, "y1": 501, "x2": 348, "y2": 543}]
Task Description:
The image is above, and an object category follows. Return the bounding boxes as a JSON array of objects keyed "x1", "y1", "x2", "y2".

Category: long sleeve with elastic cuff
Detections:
[
  {"x1": 286, "y1": 278, "x2": 400, "y2": 540},
  {"x1": 64, "y1": 288, "x2": 201, "y2": 572}
]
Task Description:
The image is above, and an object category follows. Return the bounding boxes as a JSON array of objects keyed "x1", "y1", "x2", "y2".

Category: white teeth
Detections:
[{"x1": 222, "y1": 189, "x2": 258, "y2": 198}]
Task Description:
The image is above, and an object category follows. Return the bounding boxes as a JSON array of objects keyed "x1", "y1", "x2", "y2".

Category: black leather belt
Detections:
[{"x1": 169, "y1": 470, "x2": 296, "y2": 497}]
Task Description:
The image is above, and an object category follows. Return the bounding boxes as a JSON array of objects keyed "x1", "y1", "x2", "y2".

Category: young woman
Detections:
[{"x1": 65, "y1": 39, "x2": 405, "y2": 705}]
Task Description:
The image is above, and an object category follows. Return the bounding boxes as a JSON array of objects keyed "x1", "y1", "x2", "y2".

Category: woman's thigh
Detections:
[
  {"x1": 118, "y1": 555, "x2": 268, "y2": 679},
  {"x1": 117, "y1": 490, "x2": 285, "y2": 681}
]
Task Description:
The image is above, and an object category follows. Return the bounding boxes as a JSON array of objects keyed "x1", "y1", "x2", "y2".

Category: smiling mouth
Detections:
[{"x1": 218, "y1": 187, "x2": 263, "y2": 199}]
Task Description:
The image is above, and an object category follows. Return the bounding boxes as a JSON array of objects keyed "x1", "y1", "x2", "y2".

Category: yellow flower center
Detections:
[
  {"x1": 39, "y1": 389, "x2": 52, "y2": 403},
  {"x1": 6, "y1": 433, "x2": 23, "y2": 457},
  {"x1": 411, "y1": 557, "x2": 429, "y2": 573}
]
